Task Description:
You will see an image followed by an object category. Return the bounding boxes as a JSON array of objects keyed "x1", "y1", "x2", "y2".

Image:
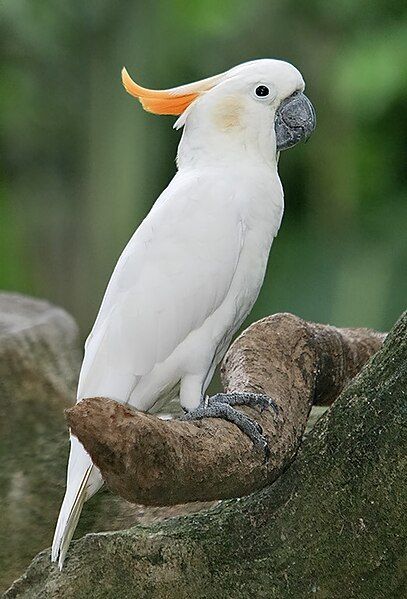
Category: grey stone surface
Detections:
[{"x1": 0, "y1": 293, "x2": 81, "y2": 591}]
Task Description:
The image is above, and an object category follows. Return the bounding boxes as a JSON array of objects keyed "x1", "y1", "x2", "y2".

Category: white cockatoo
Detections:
[{"x1": 52, "y1": 58, "x2": 315, "y2": 568}]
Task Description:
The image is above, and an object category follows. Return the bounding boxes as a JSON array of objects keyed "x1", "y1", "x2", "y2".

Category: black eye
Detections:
[{"x1": 255, "y1": 85, "x2": 270, "y2": 97}]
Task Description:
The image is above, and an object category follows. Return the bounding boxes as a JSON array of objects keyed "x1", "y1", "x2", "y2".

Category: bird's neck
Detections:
[{"x1": 176, "y1": 115, "x2": 278, "y2": 171}]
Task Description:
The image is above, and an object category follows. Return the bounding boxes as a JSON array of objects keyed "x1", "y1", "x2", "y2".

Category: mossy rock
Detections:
[{"x1": 5, "y1": 309, "x2": 406, "y2": 598}]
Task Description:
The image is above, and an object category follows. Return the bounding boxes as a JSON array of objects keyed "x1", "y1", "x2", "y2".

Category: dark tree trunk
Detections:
[{"x1": 5, "y1": 312, "x2": 406, "y2": 599}]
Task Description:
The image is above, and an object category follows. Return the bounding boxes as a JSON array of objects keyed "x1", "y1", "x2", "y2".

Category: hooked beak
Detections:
[{"x1": 275, "y1": 92, "x2": 316, "y2": 151}]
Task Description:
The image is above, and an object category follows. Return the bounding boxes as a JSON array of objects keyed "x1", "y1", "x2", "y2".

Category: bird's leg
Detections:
[{"x1": 180, "y1": 392, "x2": 278, "y2": 459}]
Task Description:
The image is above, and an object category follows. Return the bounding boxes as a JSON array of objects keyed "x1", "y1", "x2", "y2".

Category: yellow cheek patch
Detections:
[
  {"x1": 213, "y1": 97, "x2": 244, "y2": 131},
  {"x1": 122, "y1": 67, "x2": 200, "y2": 116}
]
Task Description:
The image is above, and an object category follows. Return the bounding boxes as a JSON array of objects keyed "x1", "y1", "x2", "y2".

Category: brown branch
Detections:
[{"x1": 66, "y1": 313, "x2": 385, "y2": 506}]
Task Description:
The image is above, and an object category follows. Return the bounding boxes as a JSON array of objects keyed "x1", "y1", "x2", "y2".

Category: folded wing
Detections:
[{"x1": 77, "y1": 174, "x2": 244, "y2": 402}]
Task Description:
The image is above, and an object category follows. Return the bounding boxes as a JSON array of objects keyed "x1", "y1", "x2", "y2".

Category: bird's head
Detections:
[{"x1": 122, "y1": 59, "x2": 316, "y2": 166}]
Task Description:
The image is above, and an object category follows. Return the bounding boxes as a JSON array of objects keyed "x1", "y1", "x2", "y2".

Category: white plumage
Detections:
[{"x1": 52, "y1": 58, "x2": 312, "y2": 568}]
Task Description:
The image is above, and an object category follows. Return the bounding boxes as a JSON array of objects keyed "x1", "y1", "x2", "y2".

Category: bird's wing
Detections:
[{"x1": 77, "y1": 172, "x2": 244, "y2": 400}]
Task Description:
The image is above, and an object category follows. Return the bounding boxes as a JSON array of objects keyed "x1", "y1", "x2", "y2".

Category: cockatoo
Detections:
[{"x1": 52, "y1": 58, "x2": 315, "y2": 568}]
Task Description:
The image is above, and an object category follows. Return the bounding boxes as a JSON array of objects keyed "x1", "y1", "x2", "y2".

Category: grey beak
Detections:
[{"x1": 275, "y1": 92, "x2": 316, "y2": 151}]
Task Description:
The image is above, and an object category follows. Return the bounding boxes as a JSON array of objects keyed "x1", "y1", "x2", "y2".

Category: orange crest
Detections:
[{"x1": 121, "y1": 67, "x2": 224, "y2": 115}]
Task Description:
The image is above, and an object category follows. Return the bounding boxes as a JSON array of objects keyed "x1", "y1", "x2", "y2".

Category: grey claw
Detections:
[
  {"x1": 180, "y1": 393, "x2": 275, "y2": 461},
  {"x1": 209, "y1": 392, "x2": 278, "y2": 415}
]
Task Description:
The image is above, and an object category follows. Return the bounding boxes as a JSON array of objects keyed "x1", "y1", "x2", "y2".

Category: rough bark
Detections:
[
  {"x1": 66, "y1": 314, "x2": 385, "y2": 505},
  {"x1": 6, "y1": 312, "x2": 405, "y2": 599}
]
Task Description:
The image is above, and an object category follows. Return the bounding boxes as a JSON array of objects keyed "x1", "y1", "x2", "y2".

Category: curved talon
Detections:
[
  {"x1": 180, "y1": 403, "x2": 262, "y2": 438},
  {"x1": 180, "y1": 392, "x2": 277, "y2": 460}
]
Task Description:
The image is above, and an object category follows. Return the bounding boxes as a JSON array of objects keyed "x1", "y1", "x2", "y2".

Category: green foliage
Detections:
[{"x1": 0, "y1": 0, "x2": 406, "y2": 334}]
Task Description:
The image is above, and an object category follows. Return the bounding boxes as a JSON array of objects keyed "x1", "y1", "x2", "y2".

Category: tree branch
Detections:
[
  {"x1": 66, "y1": 313, "x2": 384, "y2": 506},
  {"x1": 8, "y1": 312, "x2": 405, "y2": 598}
]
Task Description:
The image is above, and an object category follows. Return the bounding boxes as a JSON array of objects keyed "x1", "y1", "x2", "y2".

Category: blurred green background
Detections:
[{"x1": 1, "y1": 0, "x2": 406, "y2": 338}]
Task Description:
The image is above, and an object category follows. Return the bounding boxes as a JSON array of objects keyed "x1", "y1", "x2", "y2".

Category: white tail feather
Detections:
[{"x1": 52, "y1": 436, "x2": 103, "y2": 569}]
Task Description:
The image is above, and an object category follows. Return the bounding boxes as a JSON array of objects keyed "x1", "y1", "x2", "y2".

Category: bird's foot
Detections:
[
  {"x1": 180, "y1": 392, "x2": 278, "y2": 460},
  {"x1": 210, "y1": 392, "x2": 278, "y2": 415}
]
